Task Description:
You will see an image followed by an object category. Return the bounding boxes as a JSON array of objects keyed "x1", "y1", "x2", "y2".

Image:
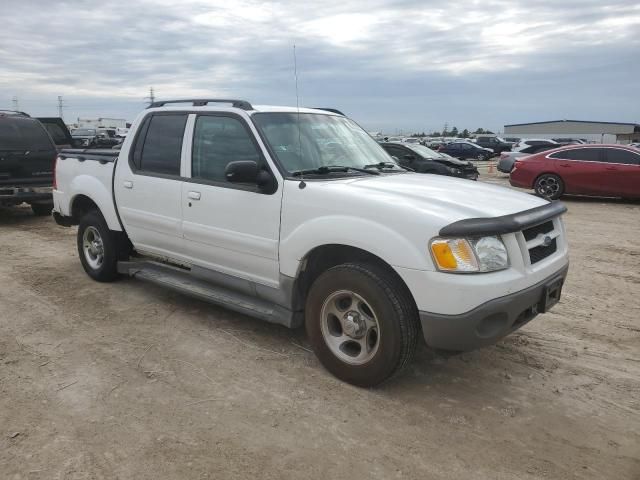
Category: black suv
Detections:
[
  {"x1": 0, "y1": 111, "x2": 56, "y2": 215},
  {"x1": 475, "y1": 135, "x2": 513, "y2": 154},
  {"x1": 382, "y1": 142, "x2": 479, "y2": 180}
]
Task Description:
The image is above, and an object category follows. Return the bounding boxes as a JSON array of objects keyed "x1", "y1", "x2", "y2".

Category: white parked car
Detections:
[
  {"x1": 513, "y1": 138, "x2": 559, "y2": 152},
  {"x1": 52, "y1": 99, "x2": 569, "y2": 387}
]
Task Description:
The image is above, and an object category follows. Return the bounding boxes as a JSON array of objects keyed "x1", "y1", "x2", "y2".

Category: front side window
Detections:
[
  {"x1": 605, "y1": 148, "x2": 640, "y2": 165},
  {"x1": 251, "y1": 113, "x2": 392, "y2": 173},
  {"x1": 192, "y1": 116, "x2": 261, "y2": 183},
  {"x1": 139, "y1": 114, "x2": 187, "y2": 175}
]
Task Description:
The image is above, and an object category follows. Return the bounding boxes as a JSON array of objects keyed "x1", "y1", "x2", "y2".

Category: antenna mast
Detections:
[
  {"x1": 12, "y1": 96, "x2": 19, "y2": 111},
  {"x1": 293, "y1": 44, "x2": 305, "y2": 189}
]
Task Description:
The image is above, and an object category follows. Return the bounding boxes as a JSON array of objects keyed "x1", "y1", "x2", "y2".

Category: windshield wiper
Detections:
[
  {"x1": 291, "y1": 165, "x2": 380, "y2": 176},
  {"x1": 364, "y1": 162, "x2": 411, "y2": 172}
]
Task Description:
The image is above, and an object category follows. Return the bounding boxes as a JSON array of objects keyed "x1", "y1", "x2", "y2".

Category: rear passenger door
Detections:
[
  {"x1": 181, "y1": 113, "x2": 282, "y2": 288},
  {"x1": 114, "y1": 112, "x2": 188, "y2": 260},
  {"x1": 603, "y1": 148, "x2": 640, "y2": 197}
]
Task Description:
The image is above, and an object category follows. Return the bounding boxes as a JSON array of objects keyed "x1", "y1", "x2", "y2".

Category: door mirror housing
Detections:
[{"x1": 225, "y1": 161, "x2": 273, "y2": 189}]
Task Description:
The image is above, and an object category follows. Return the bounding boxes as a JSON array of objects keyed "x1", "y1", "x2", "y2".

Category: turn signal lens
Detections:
[{"x1": 430, "y1": 239, "x2": 478, "y2": 272}]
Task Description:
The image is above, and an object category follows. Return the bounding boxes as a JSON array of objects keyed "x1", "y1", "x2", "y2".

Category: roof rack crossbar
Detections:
[
  {"x1": 313, "y1": 107, "x2": 345, "y2": 116},
  {"x1": 147, "y1": 99, "x2": 253, "y2": 110},
  {"x1": 0, "y1": 109, "x2": 30, "y2": 117}
]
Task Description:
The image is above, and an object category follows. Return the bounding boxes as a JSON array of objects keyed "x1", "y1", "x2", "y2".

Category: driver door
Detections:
[{"x1": 181, "y1": 113, "x2": 283, "y2": 288}]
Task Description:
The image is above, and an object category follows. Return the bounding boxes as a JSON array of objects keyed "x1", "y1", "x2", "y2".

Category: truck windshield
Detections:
[{"x1": 251, "y1": 113, "x2": 394, "y2": 174}]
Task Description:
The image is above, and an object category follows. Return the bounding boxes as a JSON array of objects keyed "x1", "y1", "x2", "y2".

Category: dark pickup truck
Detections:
[
  {"x1": 475, "y1": 135, "x2": 513, "y2": 154},
  {"x1": 0, "y1": 110, "x2": 56, "y2": 215}
]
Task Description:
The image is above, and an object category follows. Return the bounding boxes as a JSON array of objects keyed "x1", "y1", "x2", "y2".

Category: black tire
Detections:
[
  {"x1": 77, "y1": 210, "x2": 126, "y2": 282},
  {"x1": 31, "y1": 203, "x2": 52, "y2": 216},
  {"x1": 305, "y1": 262, "x2": 419, "y2": 387},
  {"x1": 534, "y1": 173, "x2": 564, "y2": 200}
]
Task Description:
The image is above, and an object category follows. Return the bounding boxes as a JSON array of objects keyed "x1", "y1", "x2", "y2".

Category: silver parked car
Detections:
[{"x1": 497, "y1": 143, "x2": 562, "y2": 173}]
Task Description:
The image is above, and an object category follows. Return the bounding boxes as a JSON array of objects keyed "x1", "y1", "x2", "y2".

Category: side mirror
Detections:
[{"x1": 225, "y1": 161, "x2": 272, "y2": 188}]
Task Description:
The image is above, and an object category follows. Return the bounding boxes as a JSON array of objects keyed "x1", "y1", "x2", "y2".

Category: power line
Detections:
[
  {"x1": 144, "y1": 87, "x2": 155, "y2": 106},
  {"x1": 57, "y1": 96, "x2": 67, "y2": 119}
]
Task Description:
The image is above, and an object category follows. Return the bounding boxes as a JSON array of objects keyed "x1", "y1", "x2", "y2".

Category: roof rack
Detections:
[
  {"x1": 313, "y1": 107, "x2": 345, "y2": 116},
  {"x1": 0, "y1": 109, "x2": 30, "y2": 117},
  {"x1": 147, "y1": 99, "x2": 253, "y2": 110}
]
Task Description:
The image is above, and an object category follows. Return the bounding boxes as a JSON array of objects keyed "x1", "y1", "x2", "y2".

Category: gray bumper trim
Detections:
[{"x1": 419, "y1": 264, "x2": 569, "y2": 352}]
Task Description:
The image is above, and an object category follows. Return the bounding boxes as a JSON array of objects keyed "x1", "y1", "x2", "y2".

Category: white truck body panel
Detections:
[{"x1": 53, "y1": 102, "x2": 569, "y2": 351}]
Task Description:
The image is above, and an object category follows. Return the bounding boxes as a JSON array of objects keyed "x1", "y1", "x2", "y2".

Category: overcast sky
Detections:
[{"x1": 1, "y1": 0, "x2": 638, "y2": 133}]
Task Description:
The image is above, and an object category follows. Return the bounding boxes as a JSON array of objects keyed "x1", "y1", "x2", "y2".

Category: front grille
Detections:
[
  {"x1": 522, "y1": 221, "x2": 554, "y2": 241},
  {"x1": 529, "y1": 238, "x2": 557, "y2": 264}
]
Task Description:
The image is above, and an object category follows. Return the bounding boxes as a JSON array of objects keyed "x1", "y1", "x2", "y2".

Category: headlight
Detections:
[
  {"x1": 430, "y1": 236, "x2": 509, "y2": 273},
  {"x1": 447, "y1": 167, "x2": 461, "y2": 175}
]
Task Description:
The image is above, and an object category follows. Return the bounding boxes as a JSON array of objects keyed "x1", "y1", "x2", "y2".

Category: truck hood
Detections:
[{"x1": 335, "y1": 172, "x2": 548, "y2": 225}]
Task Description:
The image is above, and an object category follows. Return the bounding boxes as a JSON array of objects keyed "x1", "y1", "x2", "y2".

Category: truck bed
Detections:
[{"x1": 53, "y1": 148, "x2": 122, "y2": 230}]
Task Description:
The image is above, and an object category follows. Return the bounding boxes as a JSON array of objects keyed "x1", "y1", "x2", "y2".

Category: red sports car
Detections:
[{"x1": 509, "y1": 144, "x2": 640, "y2": 199}]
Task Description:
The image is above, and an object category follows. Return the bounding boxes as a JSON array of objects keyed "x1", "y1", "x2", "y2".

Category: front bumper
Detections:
[{"x1": 419, "y1": 263, "x2": 569, "y2": 351}]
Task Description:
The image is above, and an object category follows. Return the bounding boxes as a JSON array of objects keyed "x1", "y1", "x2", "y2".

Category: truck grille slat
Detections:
[
  {"x1": 529, "y1": 239, "x2": 557, "y2": 264},
  {"x1": 521, "y1": 221, "x2": 559, "y2": 265},
  {"x1": 522, "y1": 221, "x2": 554, "y2": 241}
]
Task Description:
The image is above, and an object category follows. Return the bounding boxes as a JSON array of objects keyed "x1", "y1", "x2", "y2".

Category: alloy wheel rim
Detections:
[
  {"x1": 320, "y1": 290, "x2": 380, "y2": 365},
  {"x1": 82, "y1": 226, "x2": 104, "y2": 270},
  {"x1": 537, "y1": 176, "x2": 560, "y2": 197}
]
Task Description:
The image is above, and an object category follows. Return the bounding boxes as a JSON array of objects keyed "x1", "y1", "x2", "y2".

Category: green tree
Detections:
[
  {"x1": 461, "y1": 129, "x2": 470, "y2": 138},
  {"x1": 474, "y1": 128, "x2": 485, "y2": 134},
  {"x1": 451, "y1": 126, "x2": 459, "y2": 137}
]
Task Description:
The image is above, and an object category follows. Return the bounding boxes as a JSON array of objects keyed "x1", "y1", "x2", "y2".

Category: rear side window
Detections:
[
  {"x1": 139, "y1": 114, "x2": 187, "y2": 175},
  {"x1": 192, "y1": 115, "x2": 261, "y2": 183},
  {"x1": 42, "y1": 123, "x2": 68, "y2": 144},
  {"x1": 605, "y1": 148, "x2": 640, "y2": 165},
  {"x1": 549, "y1": 148, "x2": 603, "y2": 162},
  {"x1": 0, "y1": 118, "x2": 54, "y2": 150}
]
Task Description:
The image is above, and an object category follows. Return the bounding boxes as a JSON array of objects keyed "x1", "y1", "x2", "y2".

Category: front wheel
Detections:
[
  {"x1": 77, "y1": 210, "x2": 126, "y2": 282},
  {"x1": 534, "y1": 173, "x2": 564, "y2": 200},
  {"x1": 305, "y1": 263, "x2": 419, "y2": 387}
]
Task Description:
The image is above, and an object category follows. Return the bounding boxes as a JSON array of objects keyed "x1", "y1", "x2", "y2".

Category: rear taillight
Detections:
[{"x1": 53, "y1": 155, "x2": 58, "y2": 190}]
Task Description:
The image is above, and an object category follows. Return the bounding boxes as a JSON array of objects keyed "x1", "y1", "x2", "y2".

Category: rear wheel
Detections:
[
  {"x1": 77, "y1": 210, "x2": 127, "y2": 282},
  {"x1": 305, "y1": 263, "x2": 419, "y2": 387},
  {"x1": 534, "y1": 173, "x2": 564, "y2": 200},
  {"x1": 476, "y1": 153, "x2": 486, "y2": 161},
  {"x1": 31, "y1": 203, "x2": 52, "y2": 216}
]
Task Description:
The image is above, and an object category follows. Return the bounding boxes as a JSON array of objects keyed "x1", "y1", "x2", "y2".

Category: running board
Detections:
[{"x1": 117, "y1": 260, "x2": 296, "y2": 327}]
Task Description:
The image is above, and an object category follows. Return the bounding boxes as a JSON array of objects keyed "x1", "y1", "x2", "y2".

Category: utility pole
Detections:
[
  {"x1": 145, "y1": 87, "x2": 156, "y2": 106},
  {"x1": 57, "y1": 96, "x2": 66, "y2": 119},
  {"x1": 12, "y1": 96, "x2": 19, "y2": 111}
]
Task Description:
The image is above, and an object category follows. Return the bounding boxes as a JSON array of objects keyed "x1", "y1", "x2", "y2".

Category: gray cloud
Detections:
[{"x1": 0, "y1": 0, "x2": 638, "y2": 132}]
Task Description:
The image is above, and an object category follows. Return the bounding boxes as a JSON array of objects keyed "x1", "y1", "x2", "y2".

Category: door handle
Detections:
[
  {"x1": 187, "y1": 191, "x2": 201, "y2": 200},
  {"x1": 123, "y1": 181, "x2": 133, "y2": 189},
  {"x1": 605, "y1": 167, "x2": 616, "y2": 171},
  {"x1": 559, "y1": 164, "x2": 570, "y2": 168}
]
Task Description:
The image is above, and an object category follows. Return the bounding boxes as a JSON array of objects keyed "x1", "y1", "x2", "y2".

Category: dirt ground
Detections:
[{"x1": 1, "y1": 175, "x2": 639, "y2": 480}]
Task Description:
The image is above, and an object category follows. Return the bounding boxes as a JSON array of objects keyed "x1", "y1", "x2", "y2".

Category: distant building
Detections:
[
  {"x1": 76, "y1": 117, "x2": 127, "y2": 129},
  {"x1": 503, "y1": 120, "x2": 640, "y2": 144}
]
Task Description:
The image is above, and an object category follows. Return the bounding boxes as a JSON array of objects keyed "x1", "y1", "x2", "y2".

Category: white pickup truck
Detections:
[{"x1": 53, "y1": 99, "x2": 569, "y2": 387}]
